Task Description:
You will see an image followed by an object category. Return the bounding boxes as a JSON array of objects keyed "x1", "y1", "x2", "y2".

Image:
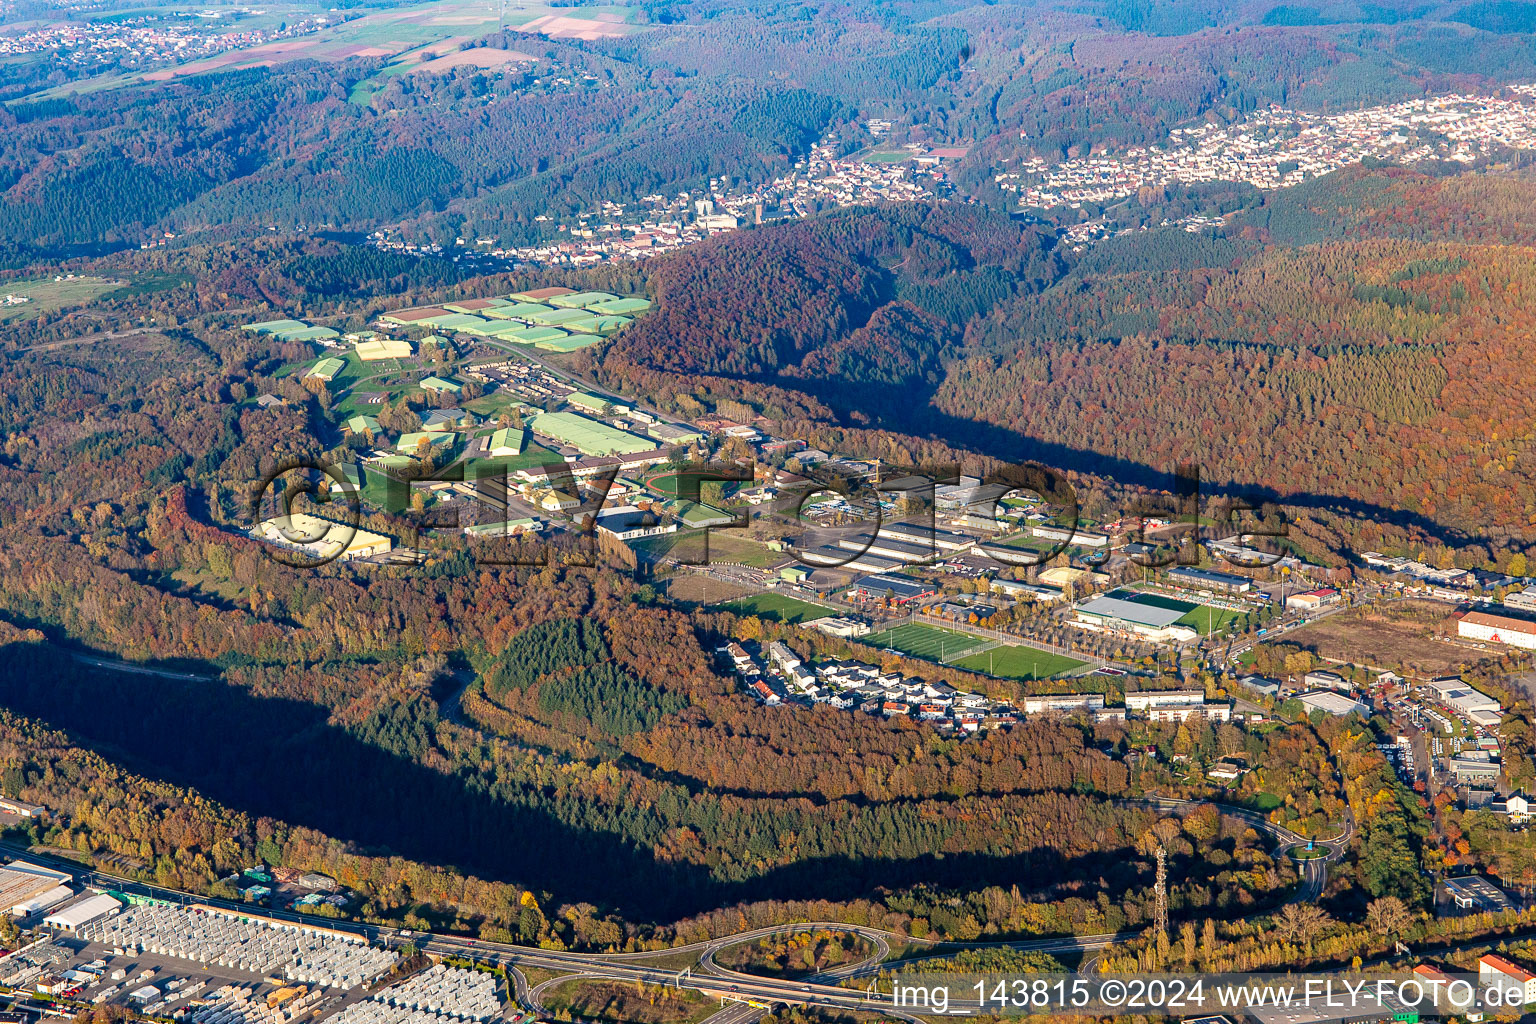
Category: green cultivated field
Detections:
[
  {"x1": 952, "y1": 645, "x2": 1088, "y2": 680},
  {"x1": 717, "y1": 593, "x2": 829, "y2": 624}
]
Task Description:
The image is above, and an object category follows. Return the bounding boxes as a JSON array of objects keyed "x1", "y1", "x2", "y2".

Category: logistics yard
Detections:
[{"x1": 0, "y1": 886, "x2": 519, "y2": 1024}]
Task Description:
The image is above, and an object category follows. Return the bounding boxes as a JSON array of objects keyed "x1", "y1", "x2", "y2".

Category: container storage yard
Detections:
[
  {"x1": 81, "y1": 904, "x2": 398, "y2": 989},
  {"x1": 373, "y1": 964, "x2": 502, "y2": 1021}
]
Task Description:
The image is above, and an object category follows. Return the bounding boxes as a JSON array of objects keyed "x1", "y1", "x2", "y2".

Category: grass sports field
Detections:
[
  {"x1": 865, "y1": 623, "x2": 990, "y2": 661},
  {"x1": 718, "y1": 593, "x2": 829, "y2": 624},
  {"x1": 952, "y1": 645, "x2": 1088, "y2": 681},
  {"x1": 866, "y1": 623, "x2": 1087, "y2": 679}
]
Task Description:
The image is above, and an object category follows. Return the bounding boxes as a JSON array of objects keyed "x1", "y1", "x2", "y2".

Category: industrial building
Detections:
[
  {"x1": 42, "y1": 893, "x2": 121, "y2": 932},
  {"x1": 442, "y1": 298, "x2": 511, "y2": 315},
  {"x1": 378, "y1": 306, "x2": 450, "y2": 327},
  {"x1": 1457, "y1": 608, "x2": 1536, "y2": 649},
  {"x1": 835, "y1": 533, "x2": 943, "y2": 564},
  {"x1": 879, "y1": 522, "x2": 975, "y2": 553},
  {"x1": 549, "y1": 290, "x2": 620, "y2": 309},
  {"x1": 564, "y1": 314, "x2": 631, "y2": 335},
  {"x1": 486, "y1": 427, "x2": 525, "y2": 457},
  {"x1": 1422, "y1": 676, "x2": 1502, "y2": 720},
  {"x1": 530, "y1": 412, "x2": 658, "y2": 457},
  {"x1": 483, "y1": 301, "x2": 555, "y2": 321},
  {"x1": 1167, "y1": 565, "x2": 1253, "y2": 593},
  {"x1": 647, "y1": 422, "x2": 704, "y2": 445},
  {"x1": 353, "y1": 337, "x2": 411, "y2": 361},
  {"x1": 1295, "y1": 690, "x2": 1369, "y2": 717},
  {"x1": 252, "y1": 513, "x2": 392, "y2": 562},
  {"x1": 799, "y1": 546, "x2": 902, "y2": 573},
  {"x1": 1073, "y1": 593, "x2": 1199, "y2": 643},
  {"x1": 1031, "y1": 524, "x2": 1108, "y2": 547},
  {"x1": 588, "y1": 296, "x2": 651, "y2": 316},
  {"x1": 567, "y1": 392, "x2": 619, "y2": 415},
  {"x1": 242, "y1": 319, "x2": 340, "y2": 343},
  {"x1": 990, "y1": 579, "x2": 1065, "y2": 604},
  {"x1": 1039, "y1": 566, "x2": 1111, "y2": 587},
  {"x1": 1503, "y1": 586, "x2": 1536, "y2": 612},
  {"x1": 0, "y1": 797, "x2": 44, "y2": 817},
  {"x1": 418, "y1": 376, "x2": 462, "y2": 396},
  {"x1": 307, "y1": 358, "x2": 344, "y2": 383},
  {"x1": 1286, "y1": 587, "x2": 1340, "y2": 611},
  {"x1": 850, "y1": 574, "x2": 935, "y2": 604},
  {"x1": 1443, "y1": 875, "x2": 1516, "y2": 913},
  {"x1": 1302, "y1": 669, "x2": 1349, "y2": 690}
]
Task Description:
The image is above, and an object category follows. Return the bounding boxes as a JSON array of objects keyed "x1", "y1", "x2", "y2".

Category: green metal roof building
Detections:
[
  {"x1": 528, "y1": 307, "x2": 596, "y2": 326},
  {"x1": 531, "y1": 412, "x2": 658, "y2": 457},
  {"x1": 344, "y1": 415, "x2": 382, "y2": 435},
  {"x1": 243, "y1": 318, "x2": 306, "y2": 335},
  {"x1": 421, "y1": 313, "x2": 491, "y2": 331},
  {"x1": 678, "y1": 502, "x2": 737, "y2": 529},
  {"x1": 550, "y1": 290, "x2": 620, "y2": 309},
  {"x1": 419, "y1": 375, "x2": 463, "y2": 395},
  {"x1": 482, "y1": 302, "x2": 556, "y2": 321},
  {"x1": 490, "y1": 326, "x2": 570, "y2": 345},
  {"x1": 308, "y1": 357, "x2": 346, "y2": 382},
  {"x1": 563, "y1": 314, "x2": 631, "y2": 335},
  {"x1": 567, "y1": 392, "x2": 615, "y2": 414},
  {"x1": 242, "y1": 319, "x2": 341, "y2": 343},
  {"x1": 587, "y1": 297, "x2": 651, "y2": 316},
  {"x1": 397, "y1": 431, "x2": 456, "y2": 453},
  {"x1": 487, "y1": 426, "x2": 526, "y2": 455}
]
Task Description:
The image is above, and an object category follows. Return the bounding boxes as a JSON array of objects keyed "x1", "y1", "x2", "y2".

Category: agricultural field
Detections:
[
  {"x1": 716, "y1": 592, "x2": 830, "y2": 624},
  {"x1": 0, "y1": 276, "x2": 123, "y2": 322},
  {"x1": 1278, "y1": 598, "x2": 1467, "y2": 675},
  {"x1": 951, "y1": 645, "x2": 1089, "y2": 681},
  {"x1": 23, "y1": 0, "x2": 640, "y2": 102}
]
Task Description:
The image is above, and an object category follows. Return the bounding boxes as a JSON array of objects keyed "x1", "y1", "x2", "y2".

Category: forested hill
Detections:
[
  {"x1": 596, "y1": 205, "x2": 1063, "y2": 415},
  {"x1": 597, "y1": 169, "x2": 1536, "y2": 559},
  {"x1": 13, "y1": 0, "x2": 1536, "y2": 253}
]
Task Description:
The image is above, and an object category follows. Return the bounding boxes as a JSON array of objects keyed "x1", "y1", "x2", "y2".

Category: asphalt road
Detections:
[{"x1": 0, "y1": 790, "x2": 1356, "y2": 1019}]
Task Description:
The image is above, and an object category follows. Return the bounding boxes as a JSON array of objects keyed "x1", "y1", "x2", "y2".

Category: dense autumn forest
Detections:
[
  {"x1": 593, "y1": 169, "x2": 1536, "y2": 561},
  {"x1": 0, "y1": 219, "x2": 1412, "y2": 945}
]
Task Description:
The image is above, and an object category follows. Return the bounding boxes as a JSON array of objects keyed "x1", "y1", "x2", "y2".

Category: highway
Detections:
[{"x1": 0, "y1": 792, "x2": 1355, "y2": 1020}]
